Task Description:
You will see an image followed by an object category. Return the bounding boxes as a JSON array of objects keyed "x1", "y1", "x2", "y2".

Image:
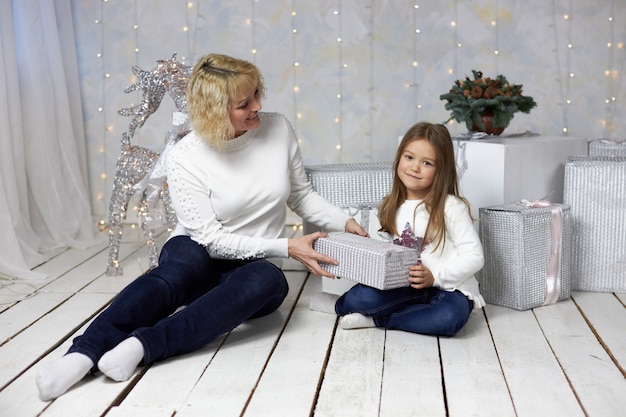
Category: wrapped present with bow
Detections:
[
  {"x1": 313, "y1": 232, "x2": 420, "y2": 290},
  {"x1": 477, "y1": 200, "x2": 572, "y2": 310}
]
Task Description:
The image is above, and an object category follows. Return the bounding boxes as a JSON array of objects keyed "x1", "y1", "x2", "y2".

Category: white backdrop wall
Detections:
[{"x1": 69, "y1": 0, "x2": 626, "y2": 221}]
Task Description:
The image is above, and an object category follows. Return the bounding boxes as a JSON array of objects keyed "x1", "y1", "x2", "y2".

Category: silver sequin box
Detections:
[
  {"x1": 564, "y1": 156, "x2": 626, "y2": 292},
  {"x1": 313, "y1": 232, "x2": 419, "y2": 290},
  {"x1": 478, "y1": 202, "x2": 572, "y2": 310}
]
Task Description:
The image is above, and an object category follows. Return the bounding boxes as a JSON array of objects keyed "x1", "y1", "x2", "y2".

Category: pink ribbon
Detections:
[{"x1": 520, "y1": 199, "x2": 563, "y2": 306}]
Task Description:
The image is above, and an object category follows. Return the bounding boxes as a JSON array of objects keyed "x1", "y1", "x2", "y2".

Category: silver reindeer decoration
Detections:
[{"x1": 106, "y1": 54, "x2": 191, "y2": 275}]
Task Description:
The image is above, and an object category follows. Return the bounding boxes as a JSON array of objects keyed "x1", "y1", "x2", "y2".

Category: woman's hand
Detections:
[
  {"x1": 345, "y1": 218, "x2": 368, "y2": 236},
  {"x1": 408, "y1": 261, "x2": 434, "y2": 289},
  {"x1": 288, "y1": 232, "x2": 338, "y2": 278}
]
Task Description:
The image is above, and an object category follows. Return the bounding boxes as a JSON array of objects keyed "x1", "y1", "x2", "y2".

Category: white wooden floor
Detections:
[{"x1": 1, "y1": 226, "x2": 625, "y2": 417}]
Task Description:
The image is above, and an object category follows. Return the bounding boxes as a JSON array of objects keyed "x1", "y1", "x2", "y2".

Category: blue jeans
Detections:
[
  {"x1": 335, "y1": 284, "x2": 474, "y2": 336},
  {"x1": 68, "y1": 236, "x2": 289, "y2": 369}
]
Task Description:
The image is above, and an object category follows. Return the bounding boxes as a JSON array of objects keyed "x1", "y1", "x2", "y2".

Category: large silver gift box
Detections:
[
  {"x1": 564, "y1": 156, "x2": 626, "y2": 292},
  {"x1": 478, "y1": 202, "x2": 572, "y2": 310},
  {"x1": 313, "y1": 232, "x2": 419, "y2": 290}
]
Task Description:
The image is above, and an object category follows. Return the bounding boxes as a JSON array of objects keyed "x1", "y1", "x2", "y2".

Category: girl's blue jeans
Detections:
[
  {"x1": 335, "y1": 284, "x2": 474, "y2": 336},
  {"x1": 68, "y1": 236, "x2": 289, "y2": 369}
]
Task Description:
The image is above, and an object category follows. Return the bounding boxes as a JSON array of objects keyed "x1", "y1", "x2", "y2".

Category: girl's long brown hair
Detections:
[{"x1": 378, "y1": 122, "x2": 471, "y2": 251}]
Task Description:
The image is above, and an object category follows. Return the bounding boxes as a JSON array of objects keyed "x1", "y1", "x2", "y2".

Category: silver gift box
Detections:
[
  {"x1": 304, "y1": 162, "x2": 393, "y2": 235},
  {"x1": 478, "y1": 202, "x2": 572, "y2": 310},
  {"x1": 588, "y1": 139, "x2": 626, "y2": 157},
  {"x1": 564, "y1": 156, "x2": 626, "y2": 292},
  {"x1": 313, "y1": 232, "x2": 419, "y2": 290},
  {"x1": 305, "y1": 162, "x2": 393, "y2": 208}
]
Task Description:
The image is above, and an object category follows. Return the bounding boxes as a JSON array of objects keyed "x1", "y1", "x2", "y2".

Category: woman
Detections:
[{"x1": 36, "y1": 53, "x2": 366, "y2": 401}]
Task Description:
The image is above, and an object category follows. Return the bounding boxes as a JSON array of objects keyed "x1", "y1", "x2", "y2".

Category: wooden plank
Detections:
[
  {"x1": 0, "y1": 241, "x2": 146, "y2": 345},
  {"x1": 314, "y1": 326, "x2": 385, "y2": 416},
  {"x1": 570, "y1": 291, "x2": 626, "y2": 377},
  {"x1": 0, "y1": 292, "x2": 114, "y2": 389},
  {"x1": 31, "y1": 239, "x2": 107, "y2": 284},
  {"x1": 534, "y1": 298, "x2": 626, "y2": 416},
  {"x1": 0, "y1": 293, "x2": 115, "y2": 417},
  {"x1": 172, "y1": 272, "x2": 307, "y2": 417},
  {"x1": 0, "y1": 291, "x2": 69, "y2": 344},
  {"x1": 0, "y1": 240, "x2": 168, "y2": 417},
  {"x1": 440, "y1": 309, "x2": 516, "y2": 417},
  {"x1": 486, "y1": 304, "x2": 584, "y2": 417},
  {"x1": 243, "y1": 275, "x2": 337, "y2": 417},
  {"x1": 106, "y1": 406, "x2": 175, "y2": 417},
  {"x1": 379, "y1": 330, "x2": 446, "y2": 417}
]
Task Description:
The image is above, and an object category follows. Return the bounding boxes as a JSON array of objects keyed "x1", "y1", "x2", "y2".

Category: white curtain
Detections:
[{"x1": 0, "y1": 0, "x2": 99, "y2": 280}]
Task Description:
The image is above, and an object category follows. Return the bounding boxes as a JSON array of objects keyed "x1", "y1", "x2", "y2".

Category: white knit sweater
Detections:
[
  {"x1": 395, "y1": 197, "x2": 486, "y2": 308},
  {"x1": 166, "y1": 112, "x2": 350, "y2": 262}
]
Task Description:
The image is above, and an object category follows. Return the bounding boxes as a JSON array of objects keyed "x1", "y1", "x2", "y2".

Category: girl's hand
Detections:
[
  {"x1": 288, "y1": 232, "x2": 338, "y2": 278},
  {"x1": 408, "y1": 261, "x2": 434, "y2": 289},
  {"x1": 345, "y1": 218, "x2": 368, "y2": 237}
]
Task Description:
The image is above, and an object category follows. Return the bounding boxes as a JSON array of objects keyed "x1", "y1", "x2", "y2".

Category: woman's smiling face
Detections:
[{"x1": 229, "y1": 87, "x2": 262, "y2": 138}]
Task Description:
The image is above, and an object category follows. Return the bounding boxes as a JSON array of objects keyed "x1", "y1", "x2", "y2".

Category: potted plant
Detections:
[{"x1": 439, "y1": 70, "x2": 537, "y2": 135}]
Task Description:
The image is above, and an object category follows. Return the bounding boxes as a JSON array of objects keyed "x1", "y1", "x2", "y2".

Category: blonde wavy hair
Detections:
[
  {"x1": 187, "y1": 54, "x2": 265, "y2": 149},
  {"x1": 378, "y1": 122, "x2": 472, "y2": 251}
]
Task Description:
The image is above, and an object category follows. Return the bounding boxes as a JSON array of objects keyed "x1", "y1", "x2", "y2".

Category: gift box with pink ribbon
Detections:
[{"x1": 477, "y1": 201, "x2": 572, "y2": 310}]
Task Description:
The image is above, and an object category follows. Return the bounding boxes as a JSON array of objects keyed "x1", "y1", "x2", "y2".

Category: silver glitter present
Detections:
[
  {"x1": 305, "y1": 162, "x2": 393, "y2": 208},
  {"x1": 304, "y1": 162, "x2": 392, "y2": 234},
  {"x1": 313, "y1": 232, "x2": 419, "y2": 290},
  {"x1": 478, "y1": 202, "x2": 572, "y2": 310},
  {"x1": 564, "y1": 156, "x2": 626, "y2": 292},
  {"x1": 589, "y1": 139, "x2": 626, "y2": 157}
]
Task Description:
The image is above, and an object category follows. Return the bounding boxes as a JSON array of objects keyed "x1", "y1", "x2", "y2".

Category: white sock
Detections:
[
  {"x1": 36, "y1": 352, "x2": 93, "y2": 401},
  {"x1": 308, "y1": 292, "x2": 339, "y2": 314},
  {"x1": 97, "y1": 336, "x2": 144, "y2": 382},
  {"x1": 340, "y1": 313, "x2": 375, "y2": 329}
]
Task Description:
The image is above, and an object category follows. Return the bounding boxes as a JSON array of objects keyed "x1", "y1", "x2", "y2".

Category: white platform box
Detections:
[{"x1": 454, "y1": 135, "x2": 589, "y2": 221}]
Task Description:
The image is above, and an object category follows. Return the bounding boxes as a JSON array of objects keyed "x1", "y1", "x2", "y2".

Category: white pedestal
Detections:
[{"x1": 455, "y1": 135, "x2": 589, "y2": 221}]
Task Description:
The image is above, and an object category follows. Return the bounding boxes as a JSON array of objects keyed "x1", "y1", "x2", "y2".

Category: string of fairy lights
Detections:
[
  {"x1": 603, "y1": 0, "x2": 625, "y2": 137},
  {"x1": 411, "y1": 2, "x2": 421, "y2": 119},
  {"x1": 90, "y1": 0, "x2": 623, "y2": 223},
  {"x1": 549, "y1": 0, "x2": 571, "y2": 135},
  {"x1": 335, "y1": 5, "x2": 344, "y2": 161},
  {"x1": 95, "y1": 0, "x2": 107, "y2": 226}
]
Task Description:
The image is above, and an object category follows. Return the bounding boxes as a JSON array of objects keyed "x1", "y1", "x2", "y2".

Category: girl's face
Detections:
[
  {"x1": 229, "y1": 87, "x2": 262, "y2": 138},
  {"x1": 397, "y1": 138, "x2": 437, "y2": 200}
]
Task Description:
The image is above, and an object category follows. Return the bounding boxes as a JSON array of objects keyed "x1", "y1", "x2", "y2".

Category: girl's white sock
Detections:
[
  {"x1": 308, "y1": 292, "x2": 339, "y2": 314},
  {"x1": 97, "y1": 336, "x2": 144, "y2": 382},
  {"x1": 339, "y1": 313, "x2": 375, "y2": 329},
  {"x1": 36, "y1": 352, "x2": 93, "y2": 401}
]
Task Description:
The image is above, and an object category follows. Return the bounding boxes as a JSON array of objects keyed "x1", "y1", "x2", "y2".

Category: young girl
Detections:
[{"x1": 311, "y1": 122, "x2": 485, "y2": 336}]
